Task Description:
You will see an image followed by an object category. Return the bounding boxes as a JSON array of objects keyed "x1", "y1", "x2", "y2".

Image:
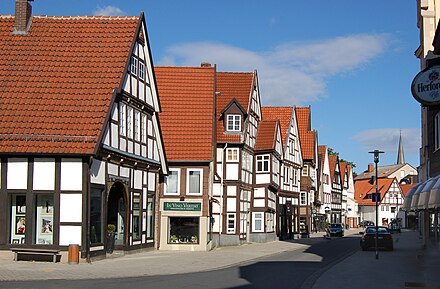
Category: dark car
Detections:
[
  {"x1": 360, "y1": 226, "x2": 393, "y2": 251},
  {"x1": 360, "y1": 220, "x2": 375, "y2": 227},
  {"x1": 326, "y1": 223, "x2": 344, "y2": 238}
]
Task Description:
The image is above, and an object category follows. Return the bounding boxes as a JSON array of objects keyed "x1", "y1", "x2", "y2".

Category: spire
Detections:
[{"x1": 397, "y1": 130, "x2": 405, "y2": 165}]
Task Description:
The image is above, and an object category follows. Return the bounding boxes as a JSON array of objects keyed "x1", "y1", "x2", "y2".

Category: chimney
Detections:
[
  {"x1": 367, "y1": 163, "x2": 374, "y2": 173},
  {"x1": 13, "y1": 0, "x2": 33, "y2": 35},
  {"x1": 201, "y1": 62, "x2": 211, "y2": 67}
]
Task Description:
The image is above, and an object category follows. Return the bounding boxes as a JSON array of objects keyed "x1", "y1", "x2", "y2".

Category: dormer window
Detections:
[
  {"x1": 131, "y1": 56, "x2": 138, "y2": 75},
  {"x1": 227, "y1": 115, "x2": 241, "y2": 132}
]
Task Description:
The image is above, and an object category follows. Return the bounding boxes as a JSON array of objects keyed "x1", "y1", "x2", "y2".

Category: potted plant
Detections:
[
  {"x1": 170, "y1": 235, "x2": 178, "y2": 243},
  {"x1": 106, "y1": 224, "x2": 116, "y2": 254}
]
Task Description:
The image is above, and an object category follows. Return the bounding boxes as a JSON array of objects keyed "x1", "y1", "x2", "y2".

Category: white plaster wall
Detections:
[
  {"x1": 148, "y1": 172, "x2": 155, "y2": 191},
  {"x1": 254, "y1": 187, "x2": 265, "y2": 198},
  {"x1": 120, "y1": 138, "x2": 126, "y2": 151},
  {"x1": 256, "y1": 174, "x2": 270, "y2": 184},
  {"x1": 226, "y1": 163, "x2": 239, "y2": 180},
  {"x1": 227, "y1": 198, "x2": 236, "y2": 211},
  {"x1": 90, "y1": 159, "x2": 106, "y2": 185},
  {"x1": 60, "y1": 159, "x2": 82, "y2": 191},
  {"x1": 120, "y1": 166, "x2": 129, "y2": 178},
  {"x1": 111, "y1": 123, "x2": 118, "y2": 148},
  {"x1": 254, "y1": 199, "x2": 265, "y2": 207},
  {"x1": 59, "y1": 225, "x2": 82, "y2": 246},
  {"x1": 33, "y1": 158, "x2": 55, "y2": 191},
  {"x1": 103, "y1": 127, "x2": 110, "y2": 146},
  {"x1": 7, "y1": 158, "x2": 27, "y2": 190},
  {"x1": 227, "y1": 186, "x2": 236, "y2": 196},
  {"x1": 134, "y1": 169, "x2": 142, "y2": 189},
  {"x1": 122, "y1": 75, "x2": 130, "y2": 92},
  {"x1": 108, "y1": 163, "x2": 118, "y2": 176},
  {"x1": 213, "y1": 183, "x2": 221, "y2": 196},
  {"x1": 60, "y1": 193, "x2": 82, "y2": 222}
]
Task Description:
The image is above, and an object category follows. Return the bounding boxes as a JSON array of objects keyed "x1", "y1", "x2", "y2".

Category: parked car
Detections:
[
  {"x1": 360, "y1": 226, "x2": 393, "y2": 251},
  {"x1": 360, "y1": 220, "x2": 375, "y2": 227},
  {"x1": 325, "y1": 223, "x2": 344, "y2": 238}
]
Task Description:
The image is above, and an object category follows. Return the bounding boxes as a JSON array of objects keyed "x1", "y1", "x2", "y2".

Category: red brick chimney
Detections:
[
  {"x1": 367, "y1": 163, "x2": 374, "y2": 173},
  {"x1": 13, "y1": 0, "x2": 33, "y2": 34}
]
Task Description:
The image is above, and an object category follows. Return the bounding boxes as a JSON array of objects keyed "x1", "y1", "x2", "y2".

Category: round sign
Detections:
[{"x1": 411, "y1": 66, "x2": 440, "y2": 105}]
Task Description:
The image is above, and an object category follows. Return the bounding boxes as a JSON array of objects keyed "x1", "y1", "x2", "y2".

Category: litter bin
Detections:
[{"x1": 68, "y1": 244, "x2": 79, "y2": 265}]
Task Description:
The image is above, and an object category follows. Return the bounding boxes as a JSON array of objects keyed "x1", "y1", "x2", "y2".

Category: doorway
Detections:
[{"x1": 107, "y1": 182, "x2": 127, "y2": 247}]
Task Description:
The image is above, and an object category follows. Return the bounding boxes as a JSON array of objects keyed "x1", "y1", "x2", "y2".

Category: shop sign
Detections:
[
  {"x1": 164, "y1": 202, "x2": 201, "y2": 211},
  {"x1": 411, "y1": 66, "x2": 440, "y2": 105}
]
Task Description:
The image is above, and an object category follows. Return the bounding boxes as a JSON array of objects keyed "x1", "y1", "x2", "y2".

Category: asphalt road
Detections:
[{"x1": 0, "y1": 235, "x2": 361, "y2": 289}]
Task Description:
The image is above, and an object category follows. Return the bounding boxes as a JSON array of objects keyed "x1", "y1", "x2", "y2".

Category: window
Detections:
[
  {"x1": 293, "y1": 169, "x2": 298, "y2": 185},
  {"x1": 187, "y1": 169, "x2": 203, "y2": 195},
  {"x1": 300, "y1": 192, "x2": 306, "y2": 205},
  {"x1": 139, "y1": 62, "x2": 145, "y2": 80},
  {"x1": 119, "y1": 103, "x2": 126, "y2": 136},
  {"x1": 227, "y1": 148, "x2": 239, "y2": 162},
  {"x1": 436, "y1": 113, "x2": 440, "y2": 150},
  {"x1": 35, "y1": 194, "x2": 54, "y2": 245},
  {"x1": 227, "y1": 115, "x2": 241, "y2": 132},
  {"x1": 146, "y1": 195, "x2": 154, "y2": 239},
  {"x1": 391, "y1": 206, "x2": 396, "y2": 213},
  {"x1": 134, "y1": 110, "x2": 140, "y2": 141},
  {"x1": 168, "y1": 217, "x2": 199, "y2": 244},
  {"x1": 90, "y1": 188, "x2": 104, "y2": 244},
  {"x1": 283, "y1": 165, "x2": 290, "y2": 184},
  {"x1": 165, "y1": 169, "x2": 180, "y2": 195},
  {"x1": 257, "y1": 155, "x2": 270, "y2": 172},
  {"x1": 10, "y1": 194, "x2": 26, "y2": 244},
  {"x1": 131, "y1": 56, "x2": 138, "y2": 75},
  {"x1": 141, "y1": 114, "x2": 147, "y2": 143},
  {"x1": 253, "y1": 212, "x2": 264, "y2": 232},
  {"x1": 132, "y1": 192, "x2": 141, "y2": 241},
  {"x1": 302, "y1": 165, "x2": 308, "y2": 176},
  {"x1": 227, "y1": 213, "x2": 236, "y2": 234},
  {"x1": 127, "y1": 107, "x2": 133, "y2": 139}
]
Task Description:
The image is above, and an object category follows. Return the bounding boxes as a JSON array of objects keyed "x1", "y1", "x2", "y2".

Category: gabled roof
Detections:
[
  {"x1": 318, "y1": 145, "x2": 327, "y2": 170},
  {"x1": 0, "y1": 15, "x2": 140, "y2": 154},
  {"x1": 400, "y1": 183, "x2": 417, "y2": 197},
  {"x1": 255, "y1": 120, "x2": 278, "y2": 151},
  {"x1": 295, "y1": 106, "x2": 311, "y2": 132},
  {"x1": 155, "y1": 66, "x2": 215, "y2": 161},
  {"x1": 355, "y1": 163, "x2": 414, "y2": 180},
  {"x1": 328, "y1": 155, "x2": 338, "y2": 181},
  {"x1": 261, "y1": 106, "x2": 293, "y2": 143},
  {"x1": 354, "y1": 178, "x2": 396, "y2": 206},
  {"x1": 216, "y1": 72, "x2": 254, "y2": 143},
  {"x1": 295, "y1": 106, "x2": 315, "y2": 161},
  {"x1": 340, "y1": 161, "x2": 347, "y2": 184}
]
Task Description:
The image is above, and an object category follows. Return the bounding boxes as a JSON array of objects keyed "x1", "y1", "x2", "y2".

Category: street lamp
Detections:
[{"x1": 369, "y1": 149, "x2": 384, "y2": 260}]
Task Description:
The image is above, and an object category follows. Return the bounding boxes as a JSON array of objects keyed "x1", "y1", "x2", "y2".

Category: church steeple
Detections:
[{"x1": 397, "y1": 131, "x2": 405, "y2": 165}]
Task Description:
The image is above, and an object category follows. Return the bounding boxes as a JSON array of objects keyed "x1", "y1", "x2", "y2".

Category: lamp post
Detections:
[{"x1": 369, "y1": 150, "x2": 384, "y2": 260}]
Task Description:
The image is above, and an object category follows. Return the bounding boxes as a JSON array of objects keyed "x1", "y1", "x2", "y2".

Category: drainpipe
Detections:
[{"x1": 218, "y1": 143, "x2": 228, "y2": 247}]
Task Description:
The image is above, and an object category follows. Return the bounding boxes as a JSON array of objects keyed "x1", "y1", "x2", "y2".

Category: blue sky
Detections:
[{"x1": 3, "y1": 0, "x2": 421, "y2": 174}]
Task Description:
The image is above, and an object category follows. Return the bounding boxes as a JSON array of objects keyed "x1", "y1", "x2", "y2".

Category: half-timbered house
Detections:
[
  {"x1": 155, "y1": 65, "x2": 216, "y2": 251},
  {"x1": 329, "y1": 155, "x2": 342, "y2": 223},
  {"x1": 0, "y1": 1, "x2": 167, "y2": 260},
  {"x1": 262, "y1": 107, "x2": 302, "y2": 239},
  {"x1": 317, "y1": 145, "x2": 331, "y2": 228}
]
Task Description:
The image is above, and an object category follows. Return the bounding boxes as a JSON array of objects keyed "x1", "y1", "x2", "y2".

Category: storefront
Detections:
[{"x1": 159, "y1": 199, "x2": 212, "y2": 251}]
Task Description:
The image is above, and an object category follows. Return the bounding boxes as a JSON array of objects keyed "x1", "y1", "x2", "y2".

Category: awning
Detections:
[
  {"x1": 410, "y1": 181, "x2": 428, "y2": 210},
  {"x1": 417, "y1": 176, "x2": 440, "y2": 210},
  {"x1": 428, "y1": 176, "x2": 440, "y2": 209},
  {"x1": 403, "y1": 182, "x2": 423, "y2": 211}
]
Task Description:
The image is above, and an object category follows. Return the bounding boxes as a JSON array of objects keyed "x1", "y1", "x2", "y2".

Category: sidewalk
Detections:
[
  {"x1": 312, "y1": 229, "x2": 440, "y2": 289},
  {"x1": 0, "y1": 231, "x2": 326, "y2": 281}
]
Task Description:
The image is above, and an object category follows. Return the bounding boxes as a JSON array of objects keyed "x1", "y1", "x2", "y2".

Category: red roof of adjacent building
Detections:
[
  {"x1": 261, "y1": 106, "x2": 293, "y2": 144},
  {"x1": 0, "y1": 15, "x2": 139, "y2": 155},
  {"x1": 255, "y1": 120, "x2": 278, "y2": 151},
  {"x1": 354, "y1": 178, "x2": 396, "y2": 206},
  {"x1": 216, "y1": 72, "x2": 254, "y2": 143},
  {"x1": 155, "y1": 66, "x2": 215, "y2": 161},
  {"x1": 295, "y1": 106, "x2": 315, "y2": 161},
  {"x1": 328, "y1": 155, "x2": 338, "y2": 181},
  {"x1": 340, "y1": 161, "x2": 347, "y2": 184},
  {"x1": 400, "y1": 183, "x2": 417, "y2": 197},
  {"x1": 318, "y1": 145, "x2": 327, "y2": 169}
]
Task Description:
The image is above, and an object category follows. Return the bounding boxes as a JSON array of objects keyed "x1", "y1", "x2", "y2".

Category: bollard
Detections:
[{"x1": 68, "y1": 244, "x2": 79, "y2": 265}]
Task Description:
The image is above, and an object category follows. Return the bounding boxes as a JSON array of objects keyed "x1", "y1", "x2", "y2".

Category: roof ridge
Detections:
[
  {"x1": 30, "y1": 15, "x2": 139, "y2": 20},
  {"x1": 218, "y1": 71, "x2": 253, "y2": 75}
]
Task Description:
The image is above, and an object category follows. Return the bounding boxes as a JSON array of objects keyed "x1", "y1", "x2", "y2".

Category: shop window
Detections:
[
  {"x1": 90, "y1": 187, "x2": 104, "y2": 244},
  {"x1": 227, "y1": 213, "x2": 235, "y2": 234},
  {"x1": 146, "y1": 195, "x2": 154, "y2": 239},
  {"x1": 435, "y1": 113, "x2": 440, "y2": 150},
  {"x1": 132, "y1": 192, "x2": 141, "y2": 241},
  {"x1": 10, "y1": 194, "x2": 26, "y2": 244},
  {"x1": 187, "y1": 169, "x2": 203, "y2": 195},
  {"x1": 168, "y1": 217, "x2": 199, "y2": 244},
  {"x1": 165, "y1": 169, "x2": 180, "y2": 195},
  {"x1": 35, "y1": 194, "x2": 54, "y2": 245},
  {"x1": 253, "y1": 212, "x2": 263, "y2": 232}
]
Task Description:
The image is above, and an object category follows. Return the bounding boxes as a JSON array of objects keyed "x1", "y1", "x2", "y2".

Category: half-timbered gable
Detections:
[
  {"x1": 329, "y1": 155, "x2": 342, "y2": 223},
  {"x1": 0, "y1": 1, "x2": 167, "y2": 260},
  {"x1": 155, "y1": 65, "x2": 216, "y2": 251},
  {"x1": 318, "y1": 145, "x2": 331, "y2": 226}
]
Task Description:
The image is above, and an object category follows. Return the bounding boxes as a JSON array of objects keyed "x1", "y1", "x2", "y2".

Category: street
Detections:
[{"x1": 0, "y1": 235, "x2": 360, "y2": 289}]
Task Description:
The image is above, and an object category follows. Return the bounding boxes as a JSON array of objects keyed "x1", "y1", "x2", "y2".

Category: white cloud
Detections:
[
  {"x1": 93, "y1": 5, "x2": 124, "y2": 16},
  {"x1": 158, "y1": 34, "x2": 388, "y2": 105},
  {"x1": 353, "y1": 128, "x2": 421, "y2": 155}
]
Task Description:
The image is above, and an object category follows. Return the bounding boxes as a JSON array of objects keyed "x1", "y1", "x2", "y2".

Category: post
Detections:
[{"x1": 369, "y1": 150, "x2": 384, "y2": 260}]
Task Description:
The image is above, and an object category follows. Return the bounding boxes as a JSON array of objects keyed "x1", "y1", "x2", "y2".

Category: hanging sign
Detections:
[{"x1": 411, "y1": 66, "x2": 440, "y2": 105}]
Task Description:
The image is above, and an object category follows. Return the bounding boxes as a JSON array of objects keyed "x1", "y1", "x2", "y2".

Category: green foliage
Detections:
[{"x1": 107, "y1": 224, "x2": 116, "y2": 233}]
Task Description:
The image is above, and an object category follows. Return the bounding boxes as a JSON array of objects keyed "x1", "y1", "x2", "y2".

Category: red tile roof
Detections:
[
  {"x1": 155, "y1": 66, "x2": 215, "y2": 161},
  {"x1": 295, "y1": 106, "x2": 311, "y2": 132},
  {"x1": 328, "y1": 155, "x2": 338, "y2": 181},
  {"x1": 216, "y1": 72, "x2": 254, "y2": 143},
  {"x1": 255, "y1": 120, "x2": 278, "y2": 151},
  {"x1": 354, "y1": 178, "x2": 396, "y2": 206},
  {"x1": 340, "y1": 161, "x2": 347, "y2": 184},
  {"x1": 295, "y1": 106, "x2": 315, "y2": 161},
  {"x1": 0, "y1": 15, "x2": 139, "y2": 154},
  {"x1": 261, "y1": 106, "x2": 293, "y2": 144},
  {"x1": 318, "y1": 145, "x2": 327, "y2": 169},
  {"x1": 400, "y1": 183, "x2": 417, "y2": 197}
]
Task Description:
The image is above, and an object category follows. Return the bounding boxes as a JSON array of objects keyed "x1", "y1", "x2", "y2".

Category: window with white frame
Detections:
[
  {"x1": 134, "y1": 110, "x2": 140, "y2": 141},
  {"x1": 227, "y1": 115, "x2": 241, "y2": 132},
  {"x1": 435, "y1": 113, "x2": 440, "y2": 150},
  {"x1": 302, "y1": 165, "x2": 308, "y2": 176},
  {"x1": 119, "y1": 103, "x2": 126, "y2": 136},
  {"x1": 131, "y1": 56, "x2": 138, "y2": 75},
  {"x1": 141, "y1": 114, "x2": 147, "y2": 143},
  {"x1": 165, "y1": 169, "x2": 180, "y2": 195},
  {"x1": 227, "y1": 148, "x2": 239, "y2": 162},
  {"x1": 227, "y1": 213, "x2": 235, "y2": 234},
  {"x1": 300, "y1": 192, "x2": 306, "y2": 205},
  {"x1": 253, "y1": 212, "x2": 264, "y2": 232},
  {"x1": 187, "y1": 169, "x2": 203, "y2": 195},
  {"x1": 139, "y1": 62, "x2": 145, "y2": 80},
  {"x1": 257, "y1": 155, "x2": 270, "y2": 172},
  {"x1": 127, "y1": 107, "x2": 133, "y2": 139},
  {"x1": 283, "y1": 165, "x2": 290, "y2": 184},
  {"x1": 293, "y1": 169, "x2": 298, "y2": 185}
]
